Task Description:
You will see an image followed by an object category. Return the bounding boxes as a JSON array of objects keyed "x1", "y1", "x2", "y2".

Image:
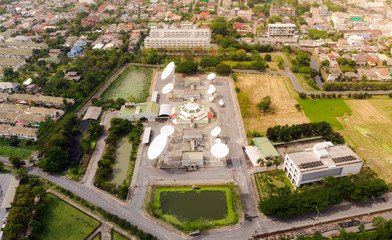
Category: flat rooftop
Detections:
[{"x1": 288, "y1": 143, "x2": 363, "y2": 172}]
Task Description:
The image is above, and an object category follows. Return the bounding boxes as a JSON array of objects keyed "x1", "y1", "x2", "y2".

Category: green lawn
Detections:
[
  {"x1": 254, "y1": 170, "x2": 293, "y2": 200},
  {"x1": 112, "y1": 230, "x2": 130, "y2": 240},
  {"x1": 0, "y1": 146, "x2": 34, "y2": 159},
  {"x1": 35, "y1": 194, "x2": 100, "y2": 240},
  {"x1": 297, "y1": 99, "x2": 352, "y2": 130}
]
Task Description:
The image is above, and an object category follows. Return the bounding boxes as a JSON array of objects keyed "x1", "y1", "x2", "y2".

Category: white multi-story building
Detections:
[
  {"x1": 283, "y1": 142, "x2": 363, "y2": 187},
  {"x1": 267, "y1": 23, "x2": 296, "y2": 37},
  {"x1": 319, "y1": 5, "x2": 328, "y2": 17},
  {"x1": 347, "y1": 35, "x2": 364, "y2": 47},
  {"x1": 144, "y1": 27, "x2": 211, "y2": 49},
  {"x1": 237, "y1": 10, "x2": 253, "y2": 21}
]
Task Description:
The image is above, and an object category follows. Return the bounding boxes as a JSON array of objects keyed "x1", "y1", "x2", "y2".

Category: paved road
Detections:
[{"x1": 235, "y1": 53, "x2": 392, "y2": 96}]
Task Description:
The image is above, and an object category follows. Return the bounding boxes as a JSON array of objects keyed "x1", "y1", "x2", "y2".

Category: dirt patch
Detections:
[{"x1": 236, "y1": 74, "x2": 309, "y2": 134}]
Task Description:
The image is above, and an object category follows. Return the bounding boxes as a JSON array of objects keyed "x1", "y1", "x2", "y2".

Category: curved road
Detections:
[{"x1": 234, "y1": 53, "x2": 392, "y2": 96}]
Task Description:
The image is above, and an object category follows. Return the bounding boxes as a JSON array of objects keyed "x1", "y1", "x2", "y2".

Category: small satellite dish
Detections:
[
  {"x1": 211, "y1": 127, "x2": 221, "y2": 137},
  {"x1": 207, "y1": 87, "x2": 216, "y2": 95},
  {"x1": 209, "y1": 96, "x2": 214, "y2": 102},
  {"x1": 207, "y1": 73, "x2": 216, "y2": 81},
  {"x1": 162, "y1": 83, "x2": 174, "y2": 94},
  {"x1": 160, "y1": 125, "x2": 175, "y2": 136},
  {"x1": 215, "y1": 138, "x2": 222, "y2": 144}
]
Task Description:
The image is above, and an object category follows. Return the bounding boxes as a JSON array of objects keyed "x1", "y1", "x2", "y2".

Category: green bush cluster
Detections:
[
  {"x1": 266, "y1": 122, "x2": 345, "y2": 144},
  {"x1": 323, "y1": 82, "x2": 392, "y2": 91},
  {"x1": 94, "y1": 118, "x2": 143, "y2": 199},
  {"x1": 3, "y1": 185, "x2": 36, "y2": 240},
  {"x1": 259, "y1": 176, "x2": 389, "y2": 217}
]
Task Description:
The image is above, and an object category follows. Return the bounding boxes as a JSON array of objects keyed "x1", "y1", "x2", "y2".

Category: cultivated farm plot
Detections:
[
  {"x1": 101, "y1": 68, "x2": 152, "y2": 102},
  {"x1": 338, "y1": 99, "x2": 392, "y2": 183},
  {"x1": 236, "y1": 75, "x2": 309, "y2": 134}
]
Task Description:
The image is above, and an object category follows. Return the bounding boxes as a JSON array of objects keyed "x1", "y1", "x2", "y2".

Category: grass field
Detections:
[
  {"x1": 35, "y1": 194, "x2": 100, "y2": 240},
  {"x1": 101, "y1": 67, "x2": 152, "y2": 102},
  {"x1": 337, "y1": 99, "x2": 392, "y2": 183},
  {"x1": 0, "y1": 146, "x2": 35, "y2": 159},
  {"x1": 112, "y1": 230, "x2": 129, "y2": 240},
  {"x1": 92, "y1": 233, "x2": 101, "y2": 240},
  {"x1": 297, "y1": 99, "x2": 352, "y2": 130},
  {"x1": 236, "y1": 75, "x2": 309, "y2": 134}
]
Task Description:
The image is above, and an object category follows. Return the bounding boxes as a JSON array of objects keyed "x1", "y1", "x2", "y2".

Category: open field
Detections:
[
  {"x1": 35, "y1": 194, "x2": 100, "y2": 240},
  {"x1": 101, "y1": 68, "x2": 152, "y2": 102},
  {"x1": 297, "y1": 99, "x2": 352, "y2": 130},
  {"x1": 337, "y1": 99, "x2": 392, "y2": 183},
  {"x1": 235, "y1": 75, "x2": 309, "y2": 134}
]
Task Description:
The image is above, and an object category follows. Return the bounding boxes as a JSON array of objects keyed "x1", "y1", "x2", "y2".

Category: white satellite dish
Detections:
[
  {"x1": 160, "y1": 125, "x2": 175, "y2": 136},
  {"x1": 215, "y1": 138, "x2": 222, "y2": 144},
  {"x1": 211, "y1": 143, "x2": 229, "y2": 159},
  {"x1": 162, "y1": 83, "x2": 174, "y2": 94},
  {"x1": 218, "y1": 99, "x2": 224, "y2": 106},
  {"x1": 161, "y1": 62, "x2": 175, "y2": 81},
  {"x1": 207, "y1": 73, "x2": 216, "y2": 81},
  {"x1": 211, "y1": 127, "x2": 221, "y2": 137},
  {"x1": 209, "y1": 96, "x2": 214, "y2": 102},
  {"x1": 207, "y1": 86, "x2": 216, "y2": 95},
  {"x1": 148, "y1": 134, "x2": 168, "y2": 160}
]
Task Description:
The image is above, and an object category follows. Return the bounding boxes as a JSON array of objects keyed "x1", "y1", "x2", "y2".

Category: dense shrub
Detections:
[{"x1": 266, "y1": 122, "x2": 345, "y2": 144}]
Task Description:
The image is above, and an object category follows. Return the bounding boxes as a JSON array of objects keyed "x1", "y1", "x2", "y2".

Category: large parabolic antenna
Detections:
[
  {"x1": 207, "y1": 73, "x2": 216, "y2": 81},
  {"x1": 211, "y1": 143, "x2": 229, "y2": 159},
  {"x1": 161, "y1": 62, "x2": 175, "y2": 81},
  {"x1": 211, "y1": 127, "x2": 221, "y2": 137},
  {"x1": 160, "y1": 125, "x2": 175, "y2": 136},
  {"x1": 162, "y1": 83, "x2": 174, "y2": 94},
  {"x1": 148, "y1": 134, "x2": 168, "y2": 160}
]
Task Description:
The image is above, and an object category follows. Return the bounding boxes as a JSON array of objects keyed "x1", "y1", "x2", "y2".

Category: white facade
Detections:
[
  {"x1": 283, "y1": 142, "x2": 363, "y2": 187},
  {"x1": 144, "y1": 28, "x2": 211, "y2": 49},
  {"x1": 347, "y1": 35, "x2": 364, "y2": 47},
  {"x1": 267, "y1": 23, "x2": 296, "y2": 37},
  {"x1": 319, "y1": 5, "x2": 328, "y2": 17}
]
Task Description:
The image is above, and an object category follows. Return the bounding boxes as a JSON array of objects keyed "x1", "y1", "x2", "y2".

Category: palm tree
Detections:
[
  {"x1": 257, "y1": 158, "x2": 265, "y2": 167},
  {"x1": 273, "y1": 158, "x2": 281, "y2": 170}
]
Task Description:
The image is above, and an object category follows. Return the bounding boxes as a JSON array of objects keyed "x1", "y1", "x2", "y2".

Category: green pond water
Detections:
[
  {"x1": 109, "y1": 135, "x2": 132, "y2": 185},
  {"x1": 160, "y1": 190, "x2": 228, "y2": 221},
  {"x1": 102, "y1": 68, "x2": 152, "y2": 102}
]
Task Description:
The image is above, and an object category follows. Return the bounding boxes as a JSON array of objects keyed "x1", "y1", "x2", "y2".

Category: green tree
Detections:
[
  {"x1": 38, "y1": 146, "x2": 68, "y2": 173},
  {"x1": 256, "y1": 96, "x2": 272, "y2": 112},
  {"x1": 372, "y1": 216, "x2": 388, "y2": 229},
  {"x1": 176, "y1": 61, "x2": 198, "y2": 74},
  {"x1": 216, "y1": 63, "x2": 232, "y2": 75},
  {"x1": 264, "y1": 54, "x2": 272, "y2": 61},
  {"x1": 199, "y1": 56, "x2": 220, "y2": 68},
  {"x1": 0, "y1": 161, "x2": 3, "y2": 172},
  {"x1": 15, "y1": 168, "x2": 28, "y2": 180},
  {"x1": 211, "y1": 21, "x2": 228, "y2": 36},
  {"x1": 9, "y1": 156, "x2": 24, "y2": 169}
]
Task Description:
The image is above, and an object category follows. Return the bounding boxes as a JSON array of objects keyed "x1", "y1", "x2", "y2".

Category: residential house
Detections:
[
  {"x1": 375, "y1": 68, "x2": 391, "y2": 81},
  {"x1": 67, "y1": 46, "x2": 83, "y2": 58},
  {"x1": 65, "y1": 71, "x2": 81, "y2": 81},
  {"x1": 0, "y1": 82, "x2": 19, "y2": 93},
  {"x1": 327, "y1": 69, "x2": 343, "y2": 82}
]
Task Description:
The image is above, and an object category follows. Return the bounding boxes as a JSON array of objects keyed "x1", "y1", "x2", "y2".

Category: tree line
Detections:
[
  {"x1": 259, "y1": 175, "x2": 389, "y2": 217},
  {"x1": 323, "y1": 82, "x2": 392, "y2": 91},
  {"x1": 94, "y1": 118, "x2": 143, "y2": 199},
  {"x1": 266, "y1": 122, "x2": 345, "y2": 144}
]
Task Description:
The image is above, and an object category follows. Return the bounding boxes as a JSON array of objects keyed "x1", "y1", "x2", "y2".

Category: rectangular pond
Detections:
[
  {"x1": 101, "y1": 68, "x2": 153, "y2": 102},
  {"x1": 109, "y1": 135, "x2": 132, "y2": 185},
  {"x1": 160, "y1": 190, "x2": 228, "y2": 221}
]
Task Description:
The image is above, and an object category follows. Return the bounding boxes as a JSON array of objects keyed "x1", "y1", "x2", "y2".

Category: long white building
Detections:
[
  {"x1": 267, "y1": 23, "x2": 296, "y2": 37},
  {"x1": 144, "y1": 27, "x2": 211, "y2": 49},
  {"x1": 283, "y1": 142, "x2": 363, "y2": 187}
]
